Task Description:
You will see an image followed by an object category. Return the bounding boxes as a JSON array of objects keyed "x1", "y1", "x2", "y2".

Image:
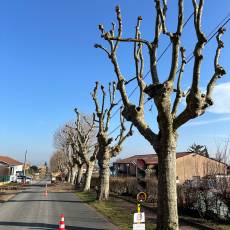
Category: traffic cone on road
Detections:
[
  {"x1": 44, "y1": 184, "x2": 48, "y2": 197},
  {"x1": 44, "y1": 189, "x2": 48, "y2": 197},
  {"x1": 58, "y1": 214, "x2": 66, "y2": 230}
]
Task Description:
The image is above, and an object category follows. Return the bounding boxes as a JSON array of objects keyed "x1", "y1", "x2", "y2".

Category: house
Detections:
[
  {"x1": 0, "y1": 156, "x2": 23, "y2": 183},
  {"x1": 0, "y1": 164, "x2": 10, "y2": 184},
  {"x1": 114, "y1": 152, "x2": 228, "y2": 184}
]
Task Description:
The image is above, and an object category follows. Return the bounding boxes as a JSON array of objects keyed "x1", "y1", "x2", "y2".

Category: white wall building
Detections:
[{"x1": 0, "y1": 156, "x2": 23, "y2": 182}]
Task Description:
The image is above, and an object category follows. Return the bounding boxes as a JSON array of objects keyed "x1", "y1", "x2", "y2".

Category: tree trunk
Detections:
[
  {"x1": 76, "y1": 164, "x2": 84, "y2": 188},
  {"x1": 83, "y1": 161, "x2": 95, "y2": 191},
  {"x1": 97, "y1": 154, "x2": 110, "y2": 200},
  {"x1": 157, "y1": 132, "x2": 178, "y2": 230},
  {"x1": 71, "y1": 165, "x2": 78, "y2": 184},
  {"x1": 67, "y1": 168, "x2": 72, "y2": 183}
]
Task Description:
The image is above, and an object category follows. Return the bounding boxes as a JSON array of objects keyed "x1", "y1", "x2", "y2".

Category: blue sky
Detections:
[{"x1": 0, "y1": 1, "x2": 229, "y2": 165}]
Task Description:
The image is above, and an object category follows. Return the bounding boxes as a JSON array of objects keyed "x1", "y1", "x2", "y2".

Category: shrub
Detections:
[
  {"x1": 109, "y1": 177, "x2": 137, "y2": 195},
  {"x1": 146, "y1": 177, "x2": 158, "y2": 203},
  {"x1": 177, "y1": 181, "x2": 230, "y2": 223},
  {"x1": 109, "y1": 176, "x2": 158, "y2": 203}
]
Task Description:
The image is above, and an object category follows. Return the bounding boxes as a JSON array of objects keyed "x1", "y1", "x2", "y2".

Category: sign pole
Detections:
[
  {"x1": 137, "y1": 203, "x2": 141, "y2": 213},
  {"x1": 133, "y1": 192, "x2": 147, "y2": 230}
]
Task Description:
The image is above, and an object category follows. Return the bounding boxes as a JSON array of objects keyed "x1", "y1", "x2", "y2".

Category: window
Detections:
[{"x1": 10, "y1": 167, "x2": 14, "y2": 175}]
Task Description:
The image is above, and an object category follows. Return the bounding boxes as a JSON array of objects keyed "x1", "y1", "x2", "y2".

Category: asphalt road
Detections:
[{"x1": 0, "y1": 179, "x2": 118, "y2": 230}]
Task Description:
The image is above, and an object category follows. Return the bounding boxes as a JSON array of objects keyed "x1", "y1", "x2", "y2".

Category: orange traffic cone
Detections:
[
  {"x1": 58, "y1": 214, "x2": 66, "y2": 230},
  {"x1": 44, "y1": 189, "x2": 48, "y2": 197},
  {"x1": 44, "y1": 184, "x2": 48, "y2": 197}
]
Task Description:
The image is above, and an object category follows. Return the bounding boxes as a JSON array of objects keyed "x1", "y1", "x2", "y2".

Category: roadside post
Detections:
[
  {"x1": 44, "y1": 183, "x2": 48, "y2": 197},
  {"x1": 133, "y1": 192, "x2": 147, "y2": 230}
]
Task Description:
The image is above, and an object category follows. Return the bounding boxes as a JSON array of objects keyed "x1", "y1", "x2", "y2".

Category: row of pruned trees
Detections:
[
  {"x1": 50, "y1": 82, "x2": 133, "y2": 200},
  {"x1": 51, "y1": 0, "x2": 227, "y2": 229}
]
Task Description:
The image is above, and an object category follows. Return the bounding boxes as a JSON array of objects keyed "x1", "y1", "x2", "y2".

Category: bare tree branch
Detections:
[
  {"x1": 191, "y1": 0, "x2": 207, "y2": 92},
  {"x1": 105, "y1": 82, "x2": 117, "y2": 132},
  {"x1": 134, "y1": 16, "x2": 146, "y2": 109},
  {"x1": 167, "y1": 0, "x2": 183, "y2": 82},
  {"x1": 112, "y1": 107, "x2": 133, "y2": 157},
  {"x1": 94, "y1": 44, "x2": 110, "y2": 57},
  {"x1": 155, "y1": 0, "x2": 169, "y2": 36},
  {"x1": 108, "y1": 37, "x2": 151, "y2": 48},
  {"x1": 174, "y1": 25, "x2": 226, "y2": 130},
  {"x1": 206, "y1": 28, "x2": 226, "y2": 104},
  {"x1": 150, "y1": 1, "x2": 162, "y2": 84},
  {"x1": 92, "y1": 82, "x2": 104, "y2": 132},
  {"x1": 101, "y1": 85, "x2": 106, "y2": 121},
  {"x1": 173, "y1": 0, "x2": 208, "y2": 130},
  {"x1": 172, "y1": 47, "x2": 186, "y2": 117}
]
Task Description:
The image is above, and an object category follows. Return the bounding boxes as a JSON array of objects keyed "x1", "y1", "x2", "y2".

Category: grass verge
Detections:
[{"x1": 76, "y1": 191, "x2": 156, "y2": 230}]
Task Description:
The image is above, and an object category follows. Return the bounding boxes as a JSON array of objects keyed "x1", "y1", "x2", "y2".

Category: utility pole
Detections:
[{"x1": 23, "y1": 150, "x2": 27, "y2": 176}]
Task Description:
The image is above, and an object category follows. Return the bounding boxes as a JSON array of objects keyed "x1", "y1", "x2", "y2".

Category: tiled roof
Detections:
[
  {"x1": 0, "y1": 156, "x2": 23, "y2": 166},
  {"x1": 115, "y1": 152, "x2": 192, "y2": 165}
]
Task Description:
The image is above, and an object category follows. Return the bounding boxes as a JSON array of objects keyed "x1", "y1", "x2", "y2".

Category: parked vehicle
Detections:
[
  {"x1": 51, "y1": 176, "x2": 56, "y2": 183},
  {"x1": 16, "y1": 176, "x2": 32, "y2": 184}
]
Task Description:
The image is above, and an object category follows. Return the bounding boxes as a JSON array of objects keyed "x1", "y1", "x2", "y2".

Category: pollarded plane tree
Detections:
[
  {"x1": 73, "y1": 109, "x2": 97, "y2": 191},
  {"x1": 65, "y1": 125, "x2": 85, "y2": 187},
  {"x1": 92, "y1": 81, "x2": 133, "y2": 200},
  {"x1": 95, "y1": 0, "x2": 226, "y2": 229},
  {"x1": 65, "y1": 128, "x2": 80, "y2": 185},
  {"x1": 53, "y1": 125, "x2": 75, "y2": 182},
  {"x1": 66, "y1": 110, "x2": 97, "y2": 191}
]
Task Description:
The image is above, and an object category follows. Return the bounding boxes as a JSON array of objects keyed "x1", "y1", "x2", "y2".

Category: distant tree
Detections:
[
  {"x1": 29, "y1": 165, "x2": 39, "y2": 174},
  {"x1": 53, "y1": 124, "x2": 76, "y2": 182},
  {"x1": 188, "y1": 143, "x2": 209, "y2": 157},
  {"x1": 65, "y1": 110, "x2": 97, "y2": 191},
  {"x1": 215, "y1": 137, "x2": 230, "y2": 164},
  {"x1": 49, "y1": 150, "x2": 68, "y2": 174}
]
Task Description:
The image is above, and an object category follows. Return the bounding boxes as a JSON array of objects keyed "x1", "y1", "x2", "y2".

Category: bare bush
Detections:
[
  {"x1": 177, "y1": 180, "x2": 230, "y2": 223},
  {"x1": 109, "y1": 176, "x2": 158, "y2": 203},
  {"x1": 146, "y1": 177, "x2": 158, "y2": 203}
]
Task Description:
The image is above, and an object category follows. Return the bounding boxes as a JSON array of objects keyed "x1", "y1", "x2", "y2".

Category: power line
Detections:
[
  {"x1": 108, "y1": 13, "x2": 230, "y2": 137},
  {"x1": 182, "y1": 13, "x2": 230, "y2": 69},
  {"x1": 144, "y1": 13, "x2": 230, "y2": 108},
  {"x1": 110, "y1": 12, "x2": 195, "y2": 120},
  {"x1": 89, "y1": 12, "x2": 230, "y2": 149}
]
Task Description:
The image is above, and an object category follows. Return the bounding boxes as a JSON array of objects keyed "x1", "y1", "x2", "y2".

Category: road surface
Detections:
[{"x1": 0, "y1": 179, "x2": 118, "y2": 230}]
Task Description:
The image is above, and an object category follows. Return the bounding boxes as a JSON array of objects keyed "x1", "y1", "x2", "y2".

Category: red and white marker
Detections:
[
  {"x1": 58, "y1": 214, "x2": 66, "y2": 230},
  {"x1": 44, "y1": 183, "x2": 48, "y2": 197}
]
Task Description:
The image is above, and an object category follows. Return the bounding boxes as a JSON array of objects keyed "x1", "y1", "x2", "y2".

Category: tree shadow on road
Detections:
[
  {"x1": 20, "y1": 191, "x2": 73, "y2": 194},
  {"x1": 7, "y1": 199, "x2": 87, "y2": 203},
  {"x1": 0, "y1": 221, "x2": 112, "y2": 230}
]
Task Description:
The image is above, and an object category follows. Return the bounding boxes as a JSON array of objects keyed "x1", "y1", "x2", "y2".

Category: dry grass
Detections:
[{"x1": 76, "y1": 191, "x2": 156, "y2": 230}]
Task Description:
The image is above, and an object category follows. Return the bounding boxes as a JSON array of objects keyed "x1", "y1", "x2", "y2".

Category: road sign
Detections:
[
  {"x1": 133, "y1": 223, "x2": 145, "y2": 230},
  {"x1": 133, "y1": 212, "x2": 145, "y2": 230},
  {"x1": 137, "y1": 192, "x2": 147, "y2": 202},
  {"x1": 133, "y1": 212, "x2": 145, "y2": 223}
]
